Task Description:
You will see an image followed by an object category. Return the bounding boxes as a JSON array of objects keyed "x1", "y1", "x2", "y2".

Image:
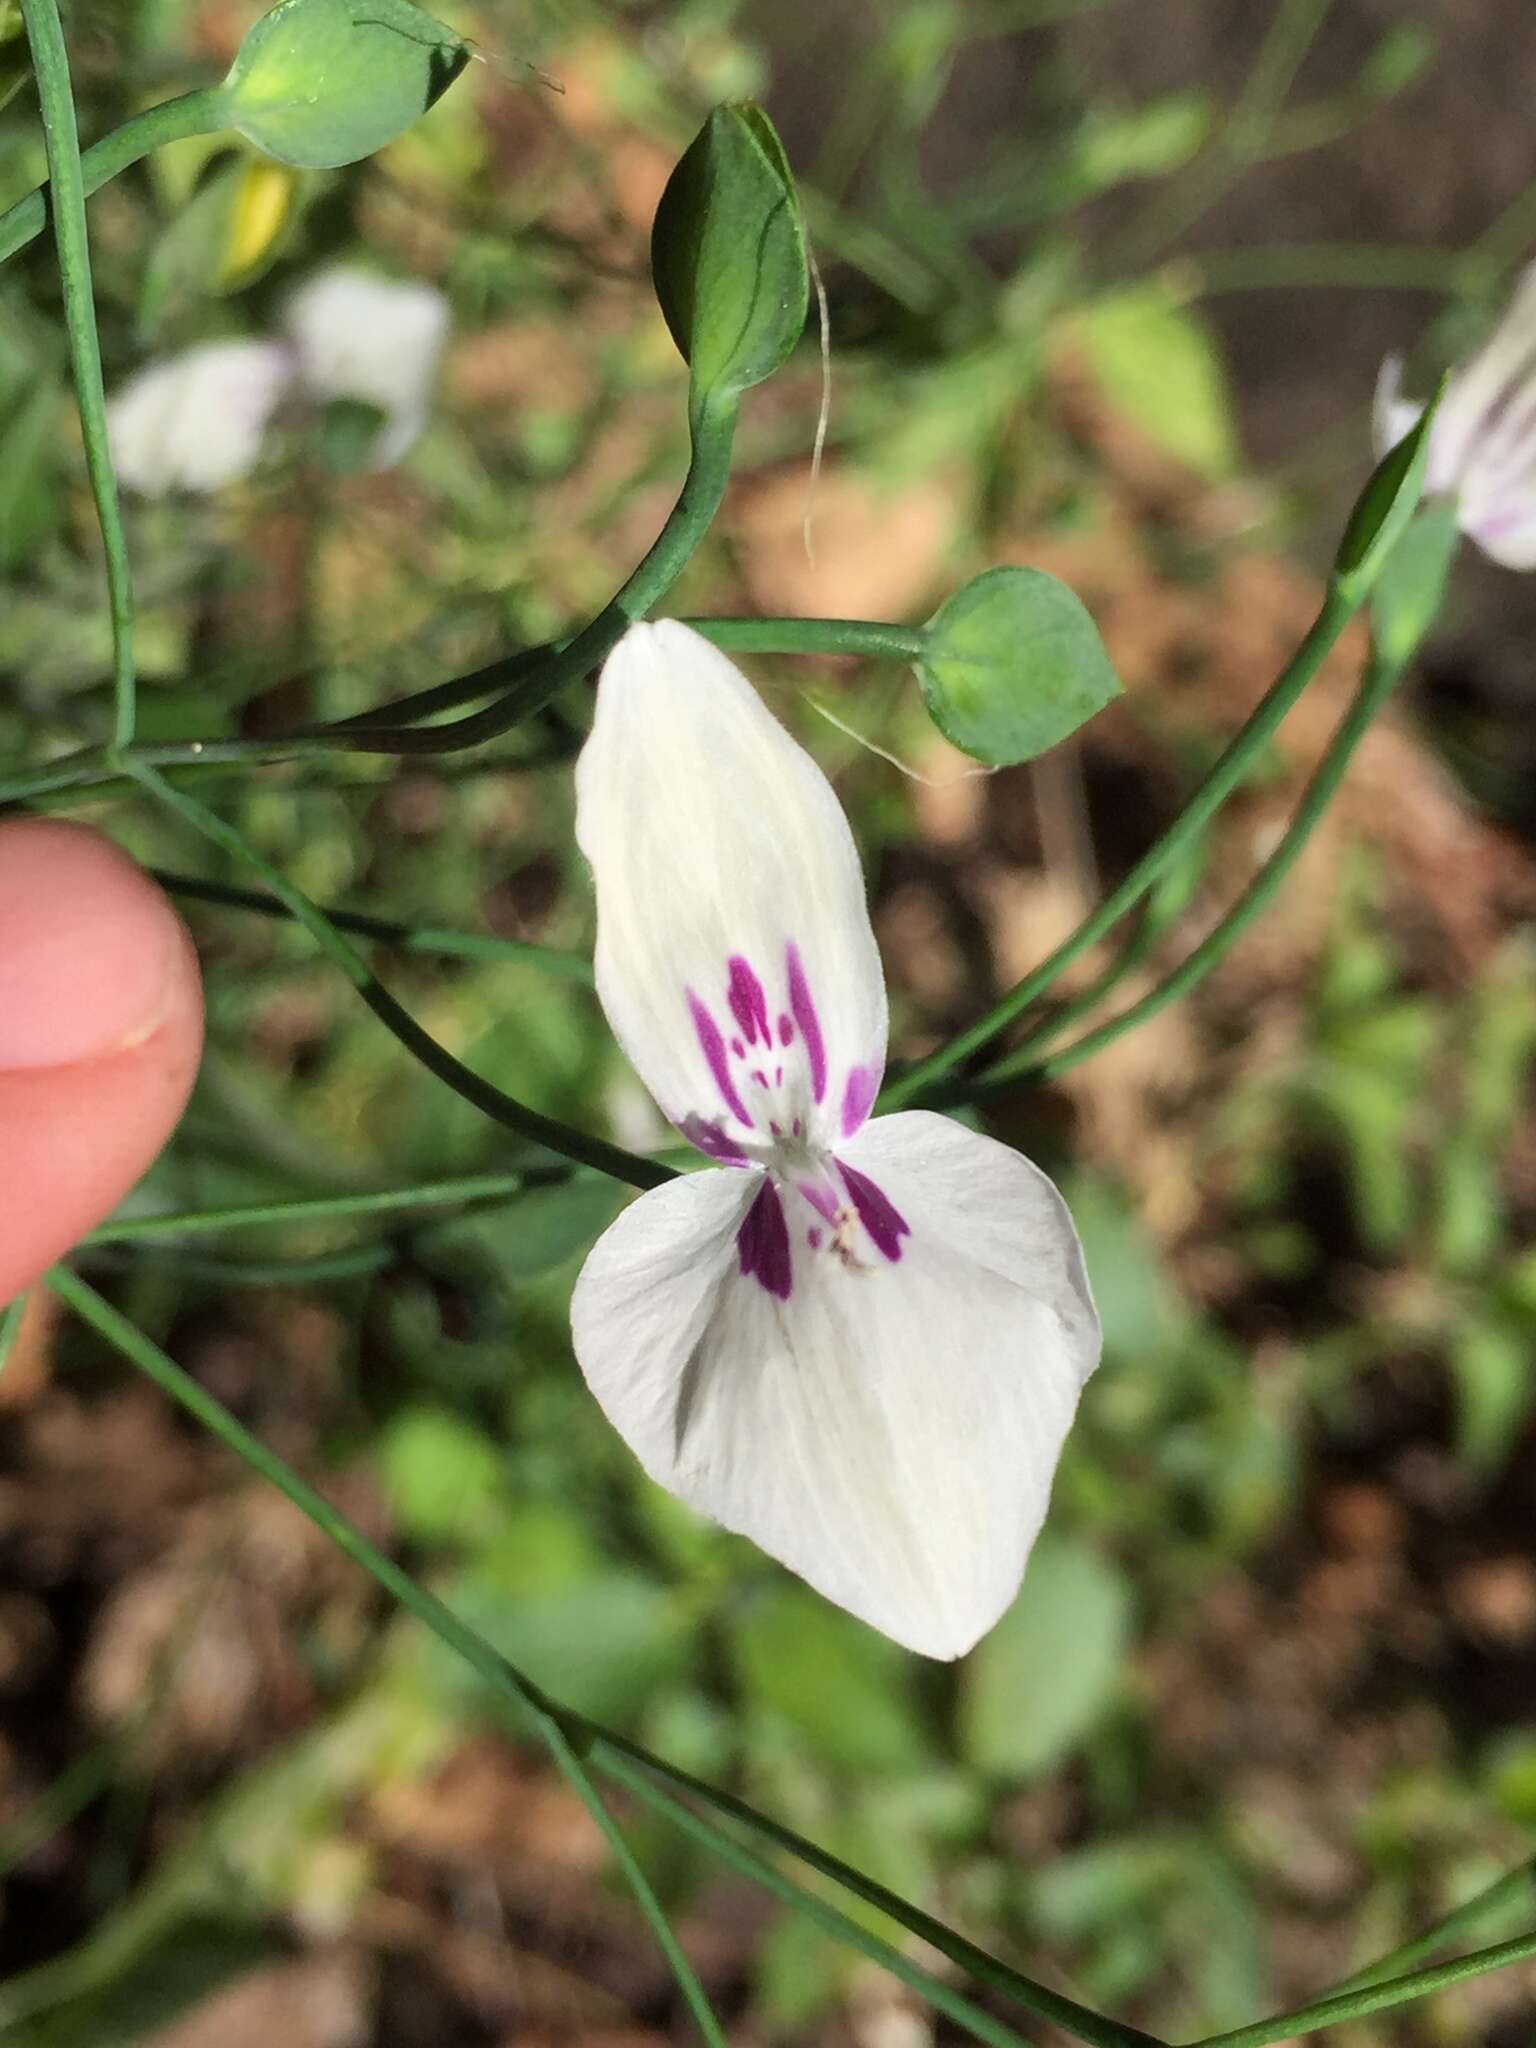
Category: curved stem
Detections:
[
  {"x1": 1324, "y1": 1856, "x2": 1536, "y2": 1996},
  {"x1": 881, "y1": 579, "x2": 1361, "y2": 1108},
  {"x1": 20, "y1": 0, "x2": 139, "y2": 747},
  {"x1": 0, "y1": 86, "x2": 225, "y2": 267},
  {"x1": 131, "y1": 764, "x2": 671, "y2": 1191},
  {"x1": 308, "y1": 396, "x2": 742, "y2": 756},
  {"x1": 52, "y1": 1268, "x2": 1147, "y2": 2048},
  {"x1": 151, "y1": 868, "x2": 593, "y2": 982},
  {"x1": 1187, "y1": 1926, "x2": 1536, "y2": 2048},
  {"x1": 85, "y1": 1171, "x2": 541, "y2": 1245},
  {"x1": 977, "y1": 641, "x2": 1404, "y2": 1095}
]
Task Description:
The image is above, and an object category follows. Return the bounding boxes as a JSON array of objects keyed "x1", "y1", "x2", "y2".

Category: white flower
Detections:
[
  {"x1": 1375, "y1": 263, "x2": 1536, "y2": 570},
  {"x1": 282, "y1": 266, "x2": 449, "y2": 467},
  {"x1": 570, "y1": 621, "x2": 1101, "y2": 1660},
  {"x1": 106, "y1": 339, "x2": 294, "y2": 496}
]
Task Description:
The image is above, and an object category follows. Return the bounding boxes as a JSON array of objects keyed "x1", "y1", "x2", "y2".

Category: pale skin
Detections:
[{"x1": 0, "y1": 819, "x2": 204, "y2": 1303}]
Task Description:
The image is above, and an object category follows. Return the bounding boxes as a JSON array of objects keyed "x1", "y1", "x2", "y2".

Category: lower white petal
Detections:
[
  {"x1": 570, "y1": 1112, "x2": 1100, "y2": 1660},
  {"x1": 107, "y1": 341, "x2": 294, "y2": 495}
]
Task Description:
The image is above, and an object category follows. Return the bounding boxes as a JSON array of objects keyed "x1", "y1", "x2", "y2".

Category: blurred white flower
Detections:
[
  {"x1": 107, "y1": 266, "x2": 451, "y2": 496},
  {"x1": 283, "y1": 266, "x2": 450, "y2": 467},
  {"x1": 107, "y1": 339, "x2": 294, "y2": 496},
  {"x1": 1375, "y1": 264, "x2": 1536, "y2": 570}
]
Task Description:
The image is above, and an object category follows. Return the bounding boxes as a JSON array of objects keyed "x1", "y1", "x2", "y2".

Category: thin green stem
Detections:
[
  {"x1": 47, "y1": 1271, "x2": 724, "y2": 2048},
  {"x1": 130, "y1": 764, "x2": 671, "y2": 1191},
  {"x1": 89, "y1": 1241, "x2": 397, "y2": 1286},
  {"x1": 588, "y1": 1727, "x2": 1162, "y2": 2048},
  {"x1": 1325, "y1": 1856, "x2": 1536, "y2": 1997},
  {"x1": 0, "y1": 1292, "x2": 26, "y2": 1373},
  {"x1": 881, "y1": 580, "x2": 1360, "y2": 1108},
  {"x1": 977, "y1": 641, "x2": 1404, "y2": 1093},
  {"x1": 1187, "y1": 1926, "x2": 1536, "y2": 2048},
  {"x1": 152, "y1": 869, "x2": 594, "y2": 983},
  {"x1": 86, "y1": 1171, "x2": 538, "y2": 1244},
  {"x1": 20, "y1": 0, "x2": 138, "y2": 748},
  {"x1": 0, "y1": 613, "x2": 930, "y2": 811},
  {"x1": 1002, "y1": 881, "x2": 1189, "y2": 1068},
  {"x1": 306, "y1": 397, "x2": 742, "y2": 756},
  {"x1": 0, "y1": 86, "x2": 225, "y2": 267},
  {"x1": 52, "y1": 1268, "x2": 1145, "y2": 2048}
]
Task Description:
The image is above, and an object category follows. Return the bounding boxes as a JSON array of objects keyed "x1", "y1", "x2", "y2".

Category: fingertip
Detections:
[{"x1": 0, "y1": 822, "x2": 204, "y2": 1303}]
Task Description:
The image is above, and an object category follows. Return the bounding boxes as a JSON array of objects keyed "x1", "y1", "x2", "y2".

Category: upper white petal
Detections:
[
  {"x1": 1429, "y1": 262, "x2": 1536, "y2": 492},
  {"x1": 570, "y1": 1111, "x2": 1100, "y2": 1659},
  {"x1": 282, "y1": 266, "x2": 449, "y2": 466},
  {"x1": 107, "y1": 340, "x2": 294, "y2": 495},
  {"x1": 576, "y1": 621, "x2": 887, "y2": 1156}
]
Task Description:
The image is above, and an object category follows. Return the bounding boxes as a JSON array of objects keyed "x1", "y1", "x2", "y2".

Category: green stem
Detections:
[
  {"x1": 1187, "y1": 1926, "x2": 1536, "y2": 2048},
  {"x1": 1002, "y1": 871, "x2": 1194, "y2": 1068},
  {"x1": 90, "y1": 1241, "x2": 397, "y2": 1286},
  {"x1": 881, "y1": 579, "x2": 1361, "y2": 1108},
  {"x1": 0, "y1": 86, "x2": 225, "y2": 267},
  {"x1": 20, "y1": 0, "x2": 139, "y2": 747},
  {"x1": 47, "y1": 1270, "x2": 725, "y2": 2048},
  {"x1": 152, "y1": 869, "x2": 593, "y2": 982},
  {"x1": 86, "y1": 1171, "x2": 538, "y2": 1245},
  {"x1": 1325, "y1": 1856, "x2": 1536, "y2": 1997},
  {"x1": 976, "y1": 641, "x2": 1404, "y2": 1094},
  {"x1": 52, "y1": 1267, "x2": 1146, "y2": 2048},
  {"x1": 0, "y1": 612, "x2": 930, "y2": 811},
  {"x1": 588, "y1": 1727, "x2": 1161, "y2": 2048},
  {"x1": 130, "y1": 763, "x2": 672, "y2": 1191},
  {"x1": 307, "y1": 396, "x2": 742, "y2": 756}
]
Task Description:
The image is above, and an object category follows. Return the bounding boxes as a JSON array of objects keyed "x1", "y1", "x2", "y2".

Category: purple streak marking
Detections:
[
  {"x1": 751, "y1": 1068, "x2": 769, "y2": 1088},
  {"x1": 730, "y1": 1037, "x2": 745, "y2": 1059},
  {"x1": 839, "y1": 1161, "x2": 910, "y2": 1263},
  {"x1": 728, "y1": 956, "x2": 771, "y2": 1047},
  {"x1": 778, "y1": 1014, "x2": 794, "y2": 1047},
  {"x1": 785, "y1": 943, "x2": 827, "y2": 1103},
  {"x1": 774, "y1": 1064, "x2": 783, "y2": 1087},
  {"x1": 681, "y1": 1114, "x2": 750, "y2": 1163},
  {"x1": 795, "y1": 1176, "x2": 841, "y2": 1225},
  {"x1": 737, "y1": 1178, "x2": 793, "y2": 1300},
  {"x1": 840, "y1": 1064, "x2": 878, "y2": 1138},
  {"x1": 688, "y1": 992, "x2": 754, "y2": 1127},
  {"x1": 808, "y1": 1228, "x2": 823, "y2": 1251}
]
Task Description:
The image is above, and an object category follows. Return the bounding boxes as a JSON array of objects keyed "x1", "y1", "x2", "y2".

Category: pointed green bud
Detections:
[
  {"x1": 1333, "y1": 378, "x2": 1445, "y2": 599},
  {"x1": 651, "y1": 104, "x2": 808, "y2": 406},
  {"x1": 221, "y1": 0, "x2": 468, "y2": 171}
]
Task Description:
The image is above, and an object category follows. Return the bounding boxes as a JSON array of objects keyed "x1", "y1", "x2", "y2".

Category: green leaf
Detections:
[
  {"x1": 732, "y1": 1584, "x2": 932, "y2": 1774},
  {"x1": 221, "y1": 0, "x2": 468, "y2": 170},
  {"x1": 1370, "y1": 496, "x2": 1460, "y2": 667},
  {"x1": 443, "y1": 1173, "x2": 623, "y2": 1283},
  {"x1": 448, "y1": 1569, "x2": 697, "y2": 1726},
  {"x1": 958, "y1": 1534, "x2": 1132, "y2": 1779},
  {"x1": 1072, "y1": 282, "x2": 1238, "y2": 479},
  {"x1": 377, "y1": 1405, "x2": 504, "y2": 1542},
  {"x1": 1448, "y1": 1319, "x2": 1533, "y2": 1478},
  {"x1": 651, "y1": 103, "x2": 808, "y2": 404},
  {"x1": 0, "y1": 376, "x2": 62, "y2": 571},
  {"x1": 918, "y1": 566, "x2": 1121, "y2": 765}
]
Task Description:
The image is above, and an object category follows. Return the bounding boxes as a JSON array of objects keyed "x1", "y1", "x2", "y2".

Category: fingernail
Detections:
[{"x1": 0, "y1": 823, "x2": 181, "y2": 1071}]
